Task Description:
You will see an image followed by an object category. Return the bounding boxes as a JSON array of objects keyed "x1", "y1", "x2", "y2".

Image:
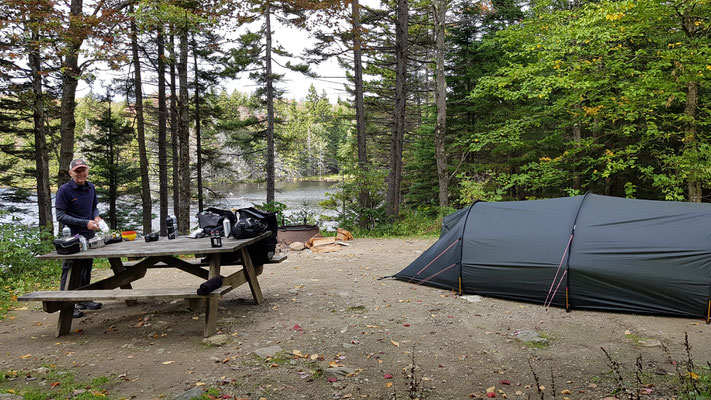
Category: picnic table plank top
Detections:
[{"x1": 37, "y1": 231, "x2": 270, "y2": 260}]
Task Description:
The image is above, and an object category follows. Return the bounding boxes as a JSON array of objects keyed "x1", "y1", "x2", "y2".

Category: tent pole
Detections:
[{"x1": 564, "y1": 192, "x2": 591, "y2": 313}]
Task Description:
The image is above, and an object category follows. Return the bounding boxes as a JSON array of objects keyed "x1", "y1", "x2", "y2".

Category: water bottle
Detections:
[
  {"x1": 78, "y1": 235, "x2": 88, "y2": 251},
  {"x1": 223, "y1": 218, "x2": 231, "y2": 238},
  {"x1": 166, "y1": 215, "x2": 176, "y2": 239},
  {"x1": 62, "y1": 226, "x2": 71, "y2": 238}
]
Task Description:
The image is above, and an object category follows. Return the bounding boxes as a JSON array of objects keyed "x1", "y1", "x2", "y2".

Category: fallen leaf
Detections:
[
  {"x1": 386, "y1": 382, "x2": 393, "y2": 388},
  {"x1": 50, "y1": 382, "x2": 60, "y2": 388},
  {"x1": 487, "y1": 393, "x2": 496, "y2": 398},
  {"x1": 390, "y1": 339, "x2": 400, "y2": 347},
  {"x1": 195, "y1": 381, "x2": 206, "y2": 386},
  {"x1": 515, "y1": 391, "x2": 523, "y2": 396},
  {"x1": 310, "y1": 354, "x2": 319, "y2": 360},
  {"x1": 327, "y1": 377, "x2": 338, "y2": 383},
  {"x1": 561, "y1": 389, "x2": 571, "y2": 395},
  {"x1": 384, "y1": 373, "x2": 393, "y2": 379},
  {"x1": 624, "y1": 330, "x2": 632, "y2": 335},
  {"x1": 366, "y1": 324, "x2": 379, "y2": 328},
  {"x1": 500, "y1": 380, "x2": 510, "y2": 385},
  {"x1": 403, "y1": 324, "x2": 410, "y2": 327},
  {"x1": 20, "y1": 354, "x2": 32, "y2": 359},
  {"x1": 329, "y1": 361, "x2": 341, "y2": 368},
  {"x1": 162, "y1": 361, "x2": 175, "y2": 365},
  {"x1": 486, "y1": 386, "x2": 496, "y2": 393},
  {"x1": 539, "y1": 385, "x2": 545, "y2": 391},
  {"x1": 588, "y1": 383, "x2": 598, "y2": 389}
]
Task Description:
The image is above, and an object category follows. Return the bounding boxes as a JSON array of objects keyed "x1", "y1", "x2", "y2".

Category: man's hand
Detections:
[{"x1": 87, "y1": 220, "x2": 100, "y2": 231}]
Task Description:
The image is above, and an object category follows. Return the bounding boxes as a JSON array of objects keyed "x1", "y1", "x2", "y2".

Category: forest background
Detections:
[{"x1": 0, "y1": 0, "x2": 709, "y2": 258}]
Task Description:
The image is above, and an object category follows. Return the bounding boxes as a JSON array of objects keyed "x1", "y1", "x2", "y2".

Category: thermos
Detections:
[
  {"x1": 166, "y1": 215, "x2": 177, "y2": 239},
  {"x1": 223, "y1": 218, "x2": 231, "y2": 238},
  {"x1": 62, "y1": 226, "x2": 71, "y2": 238}
]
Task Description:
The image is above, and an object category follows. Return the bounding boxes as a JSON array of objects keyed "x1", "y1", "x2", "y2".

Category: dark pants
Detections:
[{"x1": 60, "y1": 259, "x2": 93, "y2": 290}]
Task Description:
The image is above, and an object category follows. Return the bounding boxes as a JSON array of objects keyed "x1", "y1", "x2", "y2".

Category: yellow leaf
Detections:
[
  {"x1": 689, "y1": 372, "x2": 699, "y2": 380},
  {"x1": 386, "y1": 382, "x2": 393, "y2": 388},
  {"x1": 310, "y1": 354, "x2": 319, "y2": 360},
  {"x1": 162, "y1": 361, "x2": 175, "y2": 365},
  {"x1": 487, "y1": 386, "x2": 496, "y2": 393},
  {"x1": 21, "y1": 354, "x2": 32, "y2": 359},
  {"x1": 561, "y1": 389, "x2": 571, "y2": 395},
  {"x1": 292, "y1": 350, "x2": 304, "y2": 357},
  {"x1": 366, "y1": 325, "x2": 379, "y2": 328},
  {"x1": 10, "y1": 295, "x2": 17, "y2": 302},
  {"x1": 329, "y1": 361, "x2": 341, "y2": 368},
  {"x1": 195, "y1": 381, "x2": 206, "y2": 386},
  {"x1": 391, "y1": 339, "x2": 400, "y2": 347}
]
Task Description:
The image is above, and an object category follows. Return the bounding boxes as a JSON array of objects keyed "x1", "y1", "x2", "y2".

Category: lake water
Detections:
[{"x1": 0, "y1": 180, "x2": 339, "y2": 233}]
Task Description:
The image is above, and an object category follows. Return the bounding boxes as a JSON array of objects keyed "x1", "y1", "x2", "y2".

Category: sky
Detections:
[{"x1": 78, "y1": 20, "x2": 349, "y2": 104}]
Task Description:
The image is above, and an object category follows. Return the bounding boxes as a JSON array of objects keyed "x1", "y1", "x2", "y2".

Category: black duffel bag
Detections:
[{"x1": 53, "y1": 236, "x2": 81, "y2": 255}]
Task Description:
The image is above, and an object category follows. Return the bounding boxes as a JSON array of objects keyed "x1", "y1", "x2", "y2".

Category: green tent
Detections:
[{"x1": 395, "y1": 194, "x2": 711, "y2": 320}]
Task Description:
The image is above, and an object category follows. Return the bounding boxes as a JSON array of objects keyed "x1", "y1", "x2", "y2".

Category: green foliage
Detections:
[
  {"x1": 458, "y1": 176, "x2": 505, "y2": 205},
  {"x1": 346, "y1": 206, "x2": 454, "y2": 239},
  {"x1": 0, "y1": 216, "x2": 58, "y2": 320},
  {"x1": 0, "y1": 367, "x2": 113, "y2": 399},
  {"x1": 467, "y1": 0, "x2": 711, "y2": 200},
  {"x1": 319, "y1": 170, "x2": 388, "y2": 231},
  {"x1": 80, "y1": 95, "x2": 142, "y2": 230}
]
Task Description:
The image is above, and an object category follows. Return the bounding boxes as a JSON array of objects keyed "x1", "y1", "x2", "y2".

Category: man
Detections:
[{"x1": 55, "y1": 158, "x2": 103, "y2": 318}]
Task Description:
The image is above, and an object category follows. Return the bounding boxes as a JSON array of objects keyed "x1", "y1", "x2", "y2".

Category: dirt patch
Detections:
[{"x1": 1, "y1": 238, "x2": 709, "y2": 399}]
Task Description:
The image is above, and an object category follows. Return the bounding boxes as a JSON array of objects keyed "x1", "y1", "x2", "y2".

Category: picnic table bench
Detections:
[{"x1": 19, "y1": 232, "x2": 285, "y2": 337}]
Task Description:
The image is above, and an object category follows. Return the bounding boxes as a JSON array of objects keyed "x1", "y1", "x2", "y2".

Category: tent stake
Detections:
[
  {"x1": 565, "y1": 287, "x2": 570, "y2": 312},
  {"x1": 707, "y1": 300, "x2": 710, "y2": 324},
  {"x1": 458, "y1": 276, "x2": 462, "y2": 295}
]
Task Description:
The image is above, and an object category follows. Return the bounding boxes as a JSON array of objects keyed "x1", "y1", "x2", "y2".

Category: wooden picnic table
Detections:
[{"x1": 25, "y1": 232, "x2": 272, "y2": 337}]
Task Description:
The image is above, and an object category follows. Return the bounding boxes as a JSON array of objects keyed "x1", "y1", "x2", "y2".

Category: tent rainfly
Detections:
[{"x1": 394, "y1": 194, "x2": 711, "y2": 322}]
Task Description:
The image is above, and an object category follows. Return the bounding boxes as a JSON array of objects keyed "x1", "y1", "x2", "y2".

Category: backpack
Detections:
[
  {"x1": 196, "y1": 207, "x2": 237, "y2": 237},
  {"x1": 220, "y1": 207, "x2": 278, "y2": 266},
  {"x1": 232, "y1": 217, "x2": 268, "y2": 239}
]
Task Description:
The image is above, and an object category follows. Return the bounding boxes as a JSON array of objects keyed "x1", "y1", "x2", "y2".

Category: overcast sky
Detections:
[{"x1": 79, "y1": 20, "x2": 348, "y2": 104}]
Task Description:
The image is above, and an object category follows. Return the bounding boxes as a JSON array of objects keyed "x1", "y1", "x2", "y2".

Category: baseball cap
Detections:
[{"x1": 69, "y1": 158, "x2": 89, "y2": 171}]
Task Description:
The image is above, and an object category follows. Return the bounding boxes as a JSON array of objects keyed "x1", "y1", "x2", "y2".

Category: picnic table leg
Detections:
[
  {"x1": 108, "y1": 258, "x2": 138, "y2": 306},
  {"x1": 204, "y1": 293, "x2": 219, "y2": 337},
  {"x1": 240, "y1": 248, "x2": 264, "y2": 304},
  {"x1": 56, "y1": 263, "x2": 82, "y2": 337},
  {"x1": 203, "y1": 254, "x2": 222, "y2": 336}
]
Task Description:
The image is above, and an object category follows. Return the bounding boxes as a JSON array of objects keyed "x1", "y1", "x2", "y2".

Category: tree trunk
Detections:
[
  {"x1": 386, "y1": 0, "x2": 408, "y2": 217},
  {"x1": 177, "y1": 21, "x2": 191, "y2": 233},
  {"x1": 572, "y1": 121, "x2": 581, "y2": 191},
  {"x1": 685, "y1": 80, "x2": 700, "y2": 202},
  {"x1": 158, "y1": 28, "x2": 169, "y2": 236},
  {"x1": 130, "y1": 5, "x2": 152, "y2": 233},
  {"x1": 170, "y1": 31, "x2": 180, "y2": 220},
  {"x1": 193, "y1": 36, "x2": 204, "y2": 212},
  {"x1": 432, "y1": 0, "x2": 449, "y2": 208},
  {"x1": 58, "y1": 0, "x2": 83, "y2": 186},
  {"x1": 107, "y1": 91, "x2": 117, "y2": 228},
  {"x1": 265, "y1": 3, "x2": 276, "y2": 204},
  {"x1": 352, "y1": 0, "x2": 370, "y2": 227},
  {"x1": 29, "y1": 26, "x2": 52, "y2": 231}
]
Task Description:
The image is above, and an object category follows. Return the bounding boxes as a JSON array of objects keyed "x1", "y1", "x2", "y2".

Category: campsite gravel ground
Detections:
[{"x1": 1, "y1": 238, "x2": 709, "y2": 399}]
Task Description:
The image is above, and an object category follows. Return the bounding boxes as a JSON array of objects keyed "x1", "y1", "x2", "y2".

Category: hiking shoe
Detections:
[
  {"x1": 73, "y1": 308, "x2": 84, "y2": 318},
  {"x1": 76, "y1": 301, "x2": 102, "y2": 310}
]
